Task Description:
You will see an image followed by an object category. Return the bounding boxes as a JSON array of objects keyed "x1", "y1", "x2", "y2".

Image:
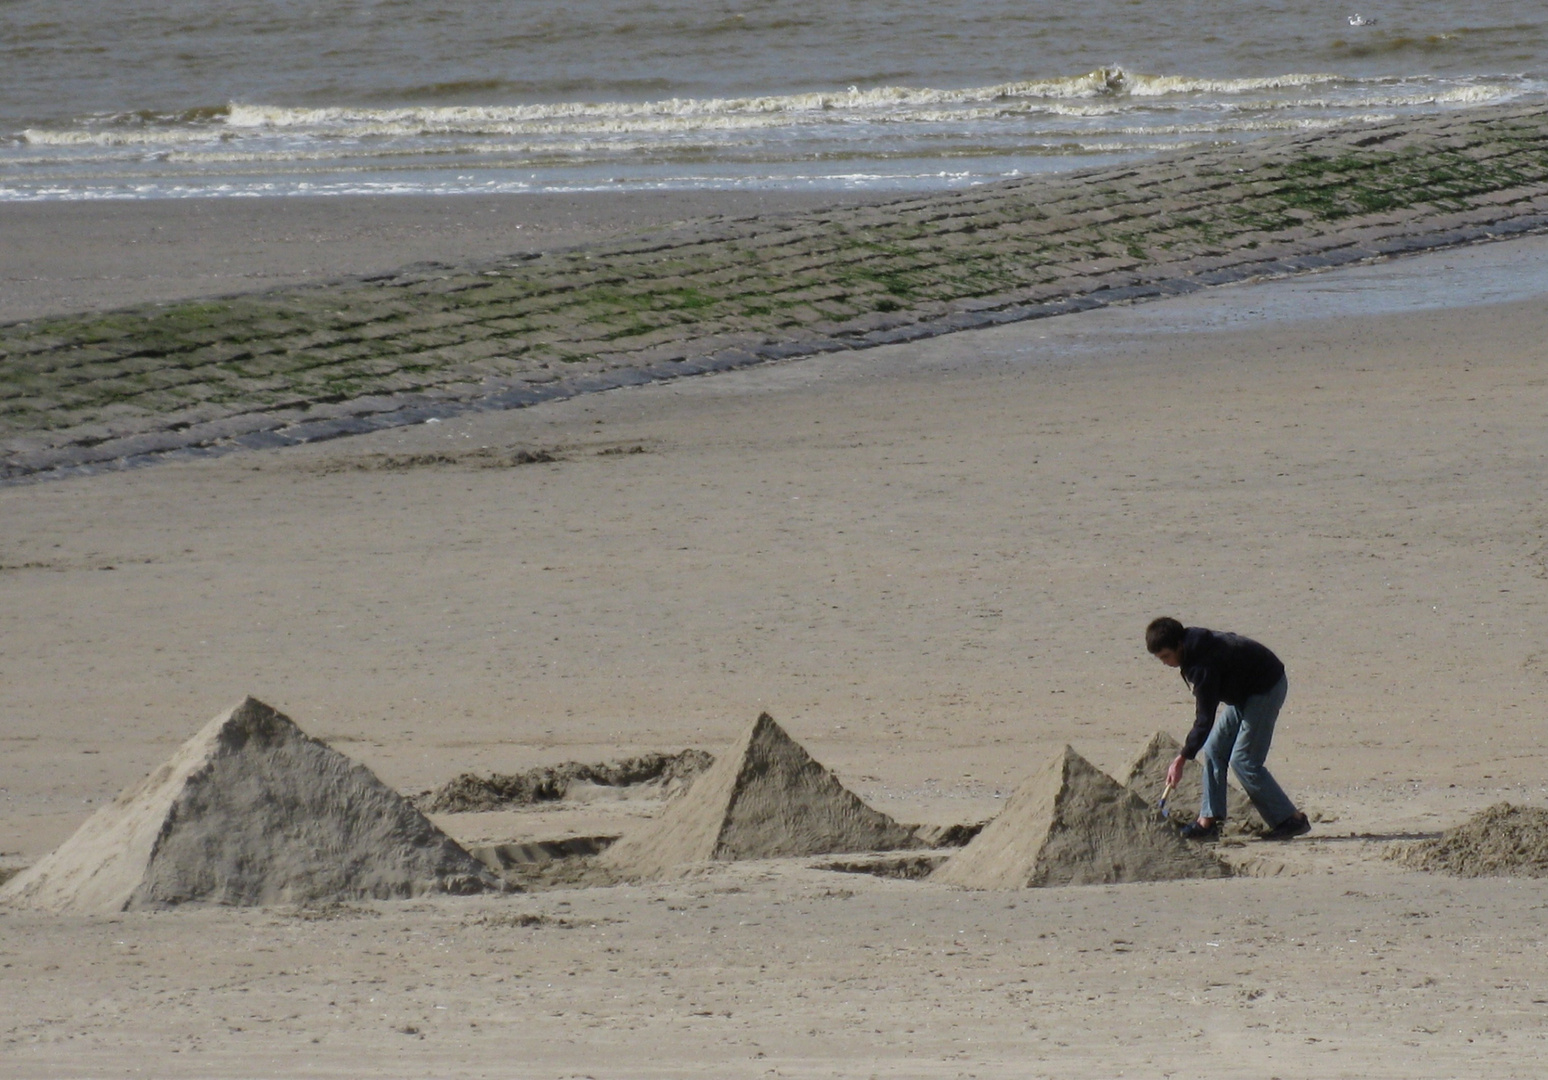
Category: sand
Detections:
[
  {"x1": 601, "y1": 712, "x2": 918, "y2": 879},
  {"x1": 0, "y1": 697, "x2": 496, "y2": 913},
  {"x1": 421, "y1": 748, "x2": 714, "y2": 813},
  {"x1": 2, "y1": 195, "x2": 1548, "y2": 1076},
  {"x1": 0, "y1": 190, "x2": 885, "y2": 323},
  {"x1": 1390, "y1": 803, "x2": 1548, "y2": 878},
  {"x1": 932, "y1": 745, "x2": 1227, "y2": 889},
  {"x1": 1122, "y1": 730, "x2": 1265, "y2": 834}
]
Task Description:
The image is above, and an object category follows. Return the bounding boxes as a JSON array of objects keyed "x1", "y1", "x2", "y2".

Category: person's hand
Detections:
[{"x1": 1165, "y1": 754, "x2": 1186, "y2": 789}]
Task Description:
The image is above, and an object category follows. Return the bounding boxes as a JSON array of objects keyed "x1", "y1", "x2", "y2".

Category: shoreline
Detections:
[
  {"x1": 9, "y1": 103, "x2": 1548, "y2": 484},
  {"x1": 12, "y1": 224, "x2": 1548, "y2": 492}
]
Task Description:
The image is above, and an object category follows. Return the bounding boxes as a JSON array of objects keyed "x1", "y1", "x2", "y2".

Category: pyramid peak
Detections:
[
  {"x1": 204, "y1": 696, "x2": 306, "y2": 752},
  {"x1": 747, "y1": 711, "x2": 783, "y2": 736},
  {"x1": 743, "y1": 711, "x2": 811, "y2": 749},
  {"x1": 1051, "y1": 744, "x2": 1109, "y2": 784},
  {"x1": 746, "y1": 711, "x2": 794, "y2": 743}
]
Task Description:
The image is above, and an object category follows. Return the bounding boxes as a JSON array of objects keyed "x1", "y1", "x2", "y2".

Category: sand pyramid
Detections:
[
  {"x1": 601, "y1": 712, "x2": 918, "y2": 879},
  {"x1": 0, "y1": 697, "x2": 497, "y2": 913},
  {"x1": 1122, "y1": 731, "x2": 1265, "y2": 835},
  {"x1": 932, "y1": 745, "x2": 1228, "y2": 889}
]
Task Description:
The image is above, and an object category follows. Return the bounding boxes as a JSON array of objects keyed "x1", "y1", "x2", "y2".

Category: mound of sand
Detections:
[
  {"x1": 1122, "y1": 731, "x2": 1265, "y2": 835},
  {"x1": 421, "y1": 749, "x2": 714, "y2": 813},
  {"x1": 0, "y1": 697, "x2": 497, "y2": 913},
  {"x1": 1389, "y1": 802, "x2": 1548, "y2": 878},
  {"x1": 601, "y1": 712, "x2": 919, "y2": 879},
  {"x1": 932, "y1": 745, "x2": 1229, "y2": 889}
]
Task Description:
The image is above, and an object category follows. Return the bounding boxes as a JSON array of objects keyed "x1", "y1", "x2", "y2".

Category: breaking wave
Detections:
[
  {"x1": 14, "y1": 69, "x2": 1526, "y2": 149},
  {"x1": 3, "y1": 67, "x2": 1540, "y2": 200}
]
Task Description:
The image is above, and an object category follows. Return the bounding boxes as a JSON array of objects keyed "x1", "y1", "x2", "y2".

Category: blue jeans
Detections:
[{"x1": 1199, "y1": 675, "x2": 1297, "y2": 827}]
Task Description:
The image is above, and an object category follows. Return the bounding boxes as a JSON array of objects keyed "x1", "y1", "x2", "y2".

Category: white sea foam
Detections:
[
  {"x1": 19, "y1": 126, "x2": 234, "y2": 147},
  {"x1": 15, "y1": 71, "x2": 1527, "y2": 150},
  {"x1": 3, "y1": 66, "x2": 1541, "y2": 201},
  {"x1": 1120, "y1": 72, "x2": 1343, "y2": 97},
  {"x1": 216, "y1": 70, "x2": 1355, "y2": 133}
]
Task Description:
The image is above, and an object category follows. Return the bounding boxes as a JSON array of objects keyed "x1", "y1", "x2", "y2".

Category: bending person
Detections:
[{"x1": 1145, "y1": 616, "x2": 1311, "y2": 841}]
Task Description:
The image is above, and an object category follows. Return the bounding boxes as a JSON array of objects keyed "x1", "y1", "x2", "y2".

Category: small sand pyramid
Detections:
[
  {"x1": 1122, "y1": 731, "x2": 1264, "y2": 835},
  {"x1": 0, "y1": 697, "x2": 497, "y2": 913},
  {"x1": 601, "y1": 712, "x2": 918, "y2": 879},
  {"x1": 932, "y1": 745, "x2": 1228, "y2": 889}
]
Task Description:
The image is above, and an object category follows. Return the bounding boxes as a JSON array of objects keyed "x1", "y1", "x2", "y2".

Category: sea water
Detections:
[{"x1": 3, "y1": 0, "x2": 1547, "y2": 200}]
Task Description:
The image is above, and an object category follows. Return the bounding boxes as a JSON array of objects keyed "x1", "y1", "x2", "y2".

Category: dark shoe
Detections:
[
  {"x1": 1260, "y1": 813, "x2": 1311, "y2": 841},
  {"x1": 1178, "y1": 820, "x2": 1220, "y2": 841}
]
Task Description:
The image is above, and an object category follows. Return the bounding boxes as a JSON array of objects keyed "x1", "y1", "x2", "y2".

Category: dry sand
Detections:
[
  {"x1": 2, "y1": 200, "x2": 1548, "y2": 1076},
  {"x1": 1390, "y1": 803, "x2": 1548, "y2": 878}
]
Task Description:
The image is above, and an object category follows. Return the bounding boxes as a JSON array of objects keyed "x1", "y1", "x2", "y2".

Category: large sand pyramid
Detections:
[
  {"x1": 601, "y1": 712, "x2": 918, "y2": 879},
  {"x1": 0, "y1": 697, "x2": 498, "y2": 913},
  {"x1": 1122, "y1": 731, "x2": 1265, "y2": 835},
  {"x1": 932, "y1": 745, "x2": 1228, "y2": 889}
]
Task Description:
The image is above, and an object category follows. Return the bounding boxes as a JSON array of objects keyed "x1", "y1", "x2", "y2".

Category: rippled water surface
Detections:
[{"x1": 4, "y1": 0, "x2": 1547, "y2": 199}]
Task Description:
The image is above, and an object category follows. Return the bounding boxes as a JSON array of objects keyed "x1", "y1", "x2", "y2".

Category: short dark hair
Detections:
[{"x1": 1146, "y1": 617, "x2": 1185, "y2": 654}]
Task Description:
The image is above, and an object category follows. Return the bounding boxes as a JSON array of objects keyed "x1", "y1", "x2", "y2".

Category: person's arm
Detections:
[{"x1": 1179, "y1": 668, "x2": 1220, "y2": 759}]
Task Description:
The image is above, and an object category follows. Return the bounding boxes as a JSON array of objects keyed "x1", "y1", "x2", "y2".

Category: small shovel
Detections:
[{"x1": 1156, "y1": 781, "x2": 1176, "y2": 821}]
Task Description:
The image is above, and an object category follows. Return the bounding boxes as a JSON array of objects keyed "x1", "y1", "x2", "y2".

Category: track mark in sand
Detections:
[
  {"x1": 305, "y1": 446, "x2": 560, "y2": 473},
  {"x1": 417, "y1": 748, "x2": 715, "y2": 813},
  {"x1": 814, "y1": 854, "x2": 948, "y2": 880}
]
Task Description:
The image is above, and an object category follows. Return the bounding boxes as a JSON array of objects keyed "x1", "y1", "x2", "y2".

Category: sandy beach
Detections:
[{"x1": 2, "y1": 192, "x2": 1548, "y2": 1076}]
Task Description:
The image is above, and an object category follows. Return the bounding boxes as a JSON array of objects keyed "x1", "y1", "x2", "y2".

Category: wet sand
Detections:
[
  {"x1": 2, "y1": 208, "x2": 1547, "y2": 1076},
  {"x1": 0, "y1": 190, "x2": 887, "y2": 323}
]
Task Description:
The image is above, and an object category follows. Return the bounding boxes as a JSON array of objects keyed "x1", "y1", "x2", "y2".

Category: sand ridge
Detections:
[{"x1": 420, "y1": 748, "x2": 714, "y2": 812}]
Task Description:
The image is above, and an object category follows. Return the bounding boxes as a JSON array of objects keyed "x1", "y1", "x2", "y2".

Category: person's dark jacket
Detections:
[{"x1": 1178, "y1": 627, "x2": 1286, "y2": 758}]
